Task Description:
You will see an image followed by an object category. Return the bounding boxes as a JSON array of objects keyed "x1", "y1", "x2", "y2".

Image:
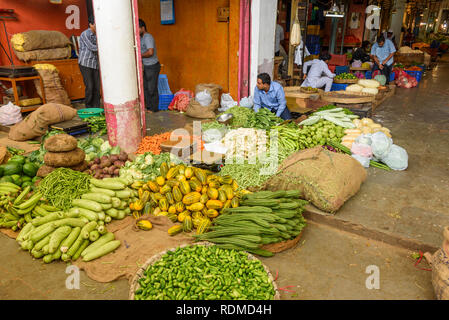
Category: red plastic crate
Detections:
[
  {"x1": 329, "y1": 54, "x2": 347, "y2": 66},
  {"x1": 328, "y1": 64, "x2": 336, "y2": 73}
]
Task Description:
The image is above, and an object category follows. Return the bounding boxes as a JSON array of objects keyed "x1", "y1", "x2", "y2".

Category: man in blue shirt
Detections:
[
  {"x1": 370, "y1": 35, "x2": 396, "y2": 84},
  {"x1": 139, "y1": 19, "x2": 160, "y2": 112},
  {"x1": 78, "y1": 16, "x2": 101, "y2": 108},
  {"x1": 253, "y1": 73, "x2": 291, "y2": 120}
]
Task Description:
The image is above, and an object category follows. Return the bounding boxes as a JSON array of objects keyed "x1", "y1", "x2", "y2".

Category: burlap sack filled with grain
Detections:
[
  {"x1": 33, "y1": 64, "x2": 71, "y2": 106},
  {"x1": 36, "y1": 164, "x2": 56, "y2": 178},
  {"x1": 425, "y1": 227, "x2": 449, "y2": 300},
  {"x1": 8, "y1": 103, "x2": 77, "y2": 141},
  {"x1": 11, "y1": 31, "x2": 71, "y2": 52},
  {"x1": 262, "y1": 146, "x2": 367, "y2": 213},
  {"x1": 185, "y1": 83, "x2": 222, "y2": 119},
  {"x1": 14, "y1": 47, "x2": 71, "y2": 62},
  {"x1": 44, "y1": 133, "x2": 78, "y2": 152},
  {"x1": 44, "y1": 147, "x2": 85, "y2": 167}
]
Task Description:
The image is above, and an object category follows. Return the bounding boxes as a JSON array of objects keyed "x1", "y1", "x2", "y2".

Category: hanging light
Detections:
[{"x1": 325, "y1": 1, "x2": 345, "y2": 18}]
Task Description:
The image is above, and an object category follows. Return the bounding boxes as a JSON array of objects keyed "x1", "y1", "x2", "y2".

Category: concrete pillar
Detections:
[
  {"x1": 92, "y1": 0, "x2": 142, "y2": 153},
  {"x1": 390, "y1": 0, "x2": 406, "y2": 44},
  {"x1": 250, "y1": 0, "x2": 277, "y2": 96}
]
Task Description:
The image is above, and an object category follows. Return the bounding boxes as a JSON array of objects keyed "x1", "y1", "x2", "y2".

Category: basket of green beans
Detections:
[{"x1": 129, "y1": 242, "x2": 280, "y2": 300}]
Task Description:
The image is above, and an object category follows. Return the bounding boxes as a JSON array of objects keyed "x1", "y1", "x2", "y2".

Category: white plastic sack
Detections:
[
  {"x1": 240, "y1": 96, "x2": 254, "y2": 108},
  {"x1": 356, "y1": 134, "x2": 373, "y2": 146},
  {"x1": 352, "y1": 60, "x2": 362, "y2": 68},
  {"x1": 219, "y1": 93, "x2": 237, "y2": 112},
  {"x1": 380, "y1": 144, "x2": 408, "y2": 171},
  {"x1": 370, "y1": 131, "x2": 393, "y2": 159},
  {"x1": 0, "y1": 102, "x2": 23, "y2": 126},
  {"x1": 195, "y1": 90, "x2": 212, "y2": 107},
  {"x1": 352, "y1": 154, "x2": 370, "y2": 168},
  {"x1": 351, "y1": 143, "x2": 373, "y2": 159}
]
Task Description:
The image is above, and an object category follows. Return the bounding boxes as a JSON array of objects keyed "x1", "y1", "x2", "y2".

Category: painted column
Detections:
[
  {"x1": 250, "y1": 0, "x2": 277, "y2": 96},
  {"x1": 390, "y1": 0, "x2": 406, "y2": 46},
  {"x1": 92, "y1": 0, "x2": 142, "y2": 153},
  {"x1": 238, "y1": 0, "x2": 251, "y2": 100}
]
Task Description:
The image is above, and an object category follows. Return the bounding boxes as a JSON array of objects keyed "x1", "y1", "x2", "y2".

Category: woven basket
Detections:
[
  {"x1": 333, "y1": 78, "x2": 358, "y2": 84},
  {"x1": 128, "y1": 241, "x2": 281, "y2": 300},
  {"x1": 260, "y1": 230, "x2": 303, "y2": 253},
  {"x1": 284, "y1": 86, "x2": 323, "y2": 99}
]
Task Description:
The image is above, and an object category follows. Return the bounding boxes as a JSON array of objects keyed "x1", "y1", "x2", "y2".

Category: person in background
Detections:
[
  {"x1": 384, "y1": 29, "x2": 398, "y2": 50},
  {"x1": 139, "y1": 19, "x2": 161, "y2": 112},
  {"x1": 351, "y1": 40, "x2": 371, "y2": 63},
  {"x1": 78, "y1": 16, "x2": 101, "y2": 108},
  {"x1": 370, "y1": 35, "x2": 396, "y2": 84},
  {"x1": 253, "y1": 73, "x2": 292, "y2": 120},
  {"x1": 275, "y1": 16, "x2": 288, "y2": 78},
  {"x1": 301, "y1": 52, "x2": 335, "y2": 92},
  {"x1": 403, "y1": 28, "x2": 415, "y2": 47}
]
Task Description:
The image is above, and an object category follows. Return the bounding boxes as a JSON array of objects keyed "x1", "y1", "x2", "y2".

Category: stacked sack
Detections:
[
  {"x1": 11, "y1": 31, "x2": 72, "y2": 62},
  {"x1": 33, "y1": 64, "x2": 71, "y2": 106},
  {"x1": 185, "y1": 83, "x2": 222, "y2": 119},
  {"x1": 37, "y1": 134, "x2": 88, "y2": 177}
]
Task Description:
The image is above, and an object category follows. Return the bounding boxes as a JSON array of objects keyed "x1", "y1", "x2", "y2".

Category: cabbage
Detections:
[
  {"x1": 346, "y1": 84, "x2": 363, "y2": 92},
  {"x1": 100, "y1": 141, "x2": 111, "y2": 152},
  {"x1": 110, "y1": 146, "x2": 121, "y2": 155},
  {"x1": 362, "y1": 87, "x2": 379, "y2": 95},
  {"x1": 144, "y1": 154, "x2": 154, "y2": 165},
  {"x1": 358, "y1": 79, "x2": 380, "y2": 88},
  {"x1": 91, "y1": 138, "x2": 104, "y2": 148}
]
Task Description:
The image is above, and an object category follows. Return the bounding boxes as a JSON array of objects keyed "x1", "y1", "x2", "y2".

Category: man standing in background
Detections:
[
  {"x1": 78, "y1": 16, "x2": 101, "y2": 108},
  {"x1": 275, "y1": 16, "x2": 288, "y2": 78},
  {"x1": 139, "y1": 19, "x2": 161, "y2": 113}
]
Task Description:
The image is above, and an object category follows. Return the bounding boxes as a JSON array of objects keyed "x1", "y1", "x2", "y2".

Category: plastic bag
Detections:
[
  {"x1": 0, "y1": 102, "x2": 23, "y2": 126},
  {"x1": 355, "y1": 134, "x2": 372, "y2": 146},
  {"x1": 352, "y1": 60, "x2": 362, "y2": 68},
  {"x1": 370, "y1": 131, "x2": 392, "y2": 159},
  {"x1": 351, "y1": 143, "x2": 373, "y2": 159},
  {"x1": 351, "y1": 154, "x2": 370, "y2": 168},
  {"x1": 195, "y1": 90, "x2": 212, "y2": 107},
  {"x1": 239, "y1": 96, "x2": 254, "y2": 108},
  {"x1": 380, "y1": 144, "x2": 408, "y2": 170},
  {"x1": 219, "y1": 93, "x2": 237, "y2": 111},
  {"x1": 202, "y1": 128, "x2": 224, "y2": 143}
]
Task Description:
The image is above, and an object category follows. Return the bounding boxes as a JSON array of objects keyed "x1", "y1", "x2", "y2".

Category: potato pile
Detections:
[
  {"x1": 87, "y1": 152, "x2": 128, "y2": 179},
  {"x1": 37, "y1": 134, "x2": 88, "y2": 177}
]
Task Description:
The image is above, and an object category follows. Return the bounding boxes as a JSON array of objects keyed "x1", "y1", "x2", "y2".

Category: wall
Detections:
[
  {"x1": 137, "y1": 0, "x2": 239, "y2": 98},
  {"x1": 250, "y1": 0, "x2": 277, "y2": 96},
  {"x1": 0, "y1": 0, "x2": 87, "y2": 66},
  {"x1": 390, "y1": 0, "x2": 406, "y2": 45}
]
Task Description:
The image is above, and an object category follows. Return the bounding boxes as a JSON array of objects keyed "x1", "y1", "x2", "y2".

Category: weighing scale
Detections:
[{"x1": 50, "y1": 119, "x2": 91, "y2": 136}]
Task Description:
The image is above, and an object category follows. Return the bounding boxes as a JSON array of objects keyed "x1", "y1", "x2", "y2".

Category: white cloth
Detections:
[
  {"x1": 301, "y1": 59, "x2": 335, "y2": 91},
  {"x1": 275, "y1": 24, "x2": 284, "y2": 53},
  {"x1": 294, "y1": 40, "x2": 310, "y2": 66},
  {"x1": 349, "y1": 12, "x2": 360, "y2": 29}
]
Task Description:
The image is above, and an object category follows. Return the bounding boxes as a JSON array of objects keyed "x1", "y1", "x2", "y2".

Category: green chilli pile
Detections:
[
  {"x1": 134, "y1": 245, "x2": 276, "y2": 300},
  {"x1": 38, "y1": 168, "x2": 91, "y2": 211}
]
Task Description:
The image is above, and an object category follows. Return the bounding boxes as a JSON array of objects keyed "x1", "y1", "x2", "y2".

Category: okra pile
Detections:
[{"x1": 134, "y1": 245, "x2": 276, "y2": 300}]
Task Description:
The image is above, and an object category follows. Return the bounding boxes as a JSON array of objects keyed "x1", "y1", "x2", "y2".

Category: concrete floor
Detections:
[{"x1": 1, "y1": 60, "x2": 447, "y2": 300}]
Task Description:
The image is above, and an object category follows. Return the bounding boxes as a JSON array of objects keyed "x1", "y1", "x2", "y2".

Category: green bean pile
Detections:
[
  {"x1": 201, "y1": 121, "x2": 226, "y2": 132},
  {"x1": 219, "y1": 106, "x2": 255, "y2": 128},
  {"x1": 134, "y1": 245, "x2": 276, "y2": 300},
  {"x1": 38, "y1": 168, "x2": 91, "y2": 210},
  {"x1": 218, "y1": 158, "x2": 275, "y2": 190}
]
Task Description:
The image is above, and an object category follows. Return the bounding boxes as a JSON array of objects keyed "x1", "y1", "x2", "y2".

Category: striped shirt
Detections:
[{"x1": 78, "y1": 28, "x2": 98, "y2": 69}]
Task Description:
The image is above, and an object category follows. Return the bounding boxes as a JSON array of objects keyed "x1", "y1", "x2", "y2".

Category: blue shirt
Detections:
[
  {"x1": 140, "y1": 33, "x2": 159, "y2": 66},
  {"x1": 253, "y1": 81, "x2": 287, "y2": 117},
  {"x1": 78, "y1": 28, "x2": 98, "y2": 69},
  {"x1": 371, "y1": 39, "x2": 396, "y2": 66}
]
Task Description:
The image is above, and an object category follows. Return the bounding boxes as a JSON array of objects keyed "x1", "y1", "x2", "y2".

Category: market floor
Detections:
[
  {"x1": 0, "y1": 221, "x2": 434, "y2": 300},
  {"x1": 1, "y1": 62, "x2": 446, "y2": 300}
]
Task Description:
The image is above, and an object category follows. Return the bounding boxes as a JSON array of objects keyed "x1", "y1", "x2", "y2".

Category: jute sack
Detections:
[
  {"x1": 33, "y1": 67, "x2": 71, "y2": 106},
  {"x1": 8, "y1": 103, "x2": 77, "y2": 141},
  {"x1": 11, "y1": 31, "x2": 71, "y2": 52},
  {"x1": 43, "y1": 133, "x2": 77, "y2": 152},
  {"x1": 425, "y1": 227, "x2": 449, "y2": 300},
  {"x1": 185, "y1": 83, "x2": 222, "y2": 119},
  {"x1": 262, "y1": 147, "x2": 367, "y2": 213},
  {"x1": 44, "y1": 148, "x2": 85, "y2": 167},
  {"x1": 14, "y1": 47, "x2": 71, "y2": 62}
]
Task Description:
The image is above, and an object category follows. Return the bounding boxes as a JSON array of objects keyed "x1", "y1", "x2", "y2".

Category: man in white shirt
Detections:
[
  {"x1": 275, "y1": 17, "x2": 288, "y2": 78},
  {"x1": 301, "y1": 52, "x2": 336, "y2": 92}
]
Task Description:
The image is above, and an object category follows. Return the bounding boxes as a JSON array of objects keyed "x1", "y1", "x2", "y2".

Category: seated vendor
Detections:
[
  {"x1": 254, "y1": 73, "x2": 292, "y2": 120},
  {"x1": 351, "y1": 41, "x2": 371, "y2": 63},
  {"x1": 370, "y1": 35, "x2": 396, "y2": 84},
  {"x1": 301, "y1": 52, "x2": 336, "y2": 92}
]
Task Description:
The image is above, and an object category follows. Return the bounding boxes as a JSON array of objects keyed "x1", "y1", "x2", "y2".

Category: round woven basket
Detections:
[
  {"x1": 128, "y1": 241, "x2": 281, "y2": 300},
  {"x1": 333, "y1": 78, "x2": 358, "y2": 84},
  {"x1": 260, "y1": 230, "x2": 303, "y2": 253},
  {"x1": 321, "y1": 91, "x2": 376, "y2": 104},
  {"x1": 299, "y1": 87, "x2": 319, "y2": 94}
]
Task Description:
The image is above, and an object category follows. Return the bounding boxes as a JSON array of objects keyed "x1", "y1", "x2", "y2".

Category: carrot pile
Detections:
[
  {"x1": 405, "y1": 66, "x2": 422, "y2": 71},
  {"x1": 136, "y1": 132, "x2": 205, "y2": 155},
  {"x1": 136, "y1": 131, "x2": 171, "y2": 155}
]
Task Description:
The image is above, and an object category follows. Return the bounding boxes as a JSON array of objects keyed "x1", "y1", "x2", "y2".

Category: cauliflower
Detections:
[
  {"x1": 100, "y1": 141, "x2": 112, "y2": 153},
  {"x1": 145, "y1": 154, "x2": 154, "y2": 165}
]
